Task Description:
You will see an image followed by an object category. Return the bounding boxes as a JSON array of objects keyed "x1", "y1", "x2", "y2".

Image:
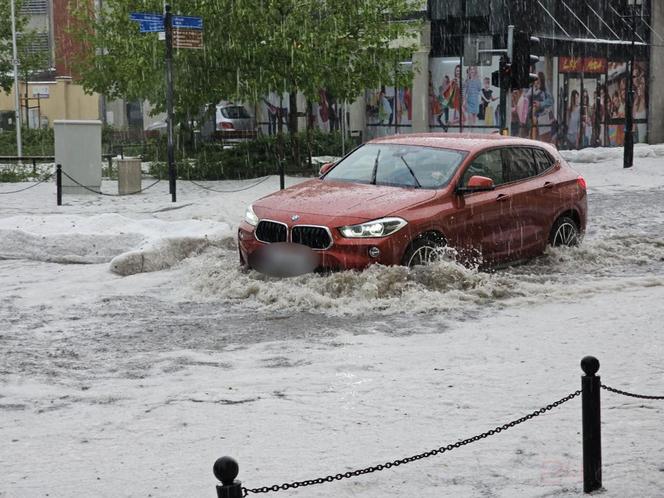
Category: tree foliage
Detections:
[
  {"x1": 69, "y1": 0, "x2": 420, "y2": 122},
  {"x1": 0, "y1": 0, "x2": 33, "y2": 93}
]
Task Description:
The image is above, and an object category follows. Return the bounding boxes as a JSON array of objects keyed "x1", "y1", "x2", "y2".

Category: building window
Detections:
[{"x1": 20, "y1": 0, "x2": 48, "y2": 15}]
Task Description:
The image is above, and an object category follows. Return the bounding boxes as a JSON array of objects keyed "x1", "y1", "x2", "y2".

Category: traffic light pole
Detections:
[
  {"x1": 503, "y1": 26, "x2": 515, "y2": 135},
  {"x1": 499, "y1": 57, "x2": 508, "y2": 135},
  {"x1": 623, "y1": 7, "x2": 636, "y2": 169},
  {"x1": 165, "y1": 4, "x2": 177, "y2": 201}
]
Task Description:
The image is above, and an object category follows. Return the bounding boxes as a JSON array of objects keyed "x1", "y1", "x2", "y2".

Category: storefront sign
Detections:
[{"x1": 559, "y1": 57, "x2": 607, "y2": 74}]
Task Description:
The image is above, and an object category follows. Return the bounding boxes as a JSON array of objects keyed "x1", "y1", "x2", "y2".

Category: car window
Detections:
[
  {"x1": 461, "y1": 149, "x2": 504, "y2": 186},
  {"x1": 324, "y1": 144, "x2": 466, "y2": 188},
  {"x1": 532, "y1": 148, "x2": 555, "y2": 174},
  {"x1": 221, "y1": 106, "x2": 250, "y2": 119},
  {"x1": 503, "y1": 147, "x2": 538, "y2": 182}
]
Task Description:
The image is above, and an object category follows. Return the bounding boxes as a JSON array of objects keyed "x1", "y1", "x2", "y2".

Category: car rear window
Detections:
[
  {"x1": 503, "y1": 147, "x2": 539, "y2": 182},
  {"x1": 532, "y1": 148, "x2": 555, "y2": 174},
  {"x1": 221, "y1": 106, "x2": 250, "y2": 119},
  {"x1": 323, "y1": 144, "x2": 466, "y2": 189}
]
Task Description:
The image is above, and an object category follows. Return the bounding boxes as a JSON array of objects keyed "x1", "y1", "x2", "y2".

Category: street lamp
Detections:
[
  {"x1": 624, "y1": 0, "x2": 643, "y2": 169},
  {"x1": 10, "y1": 0, "x2": 23, "y2": 159}
]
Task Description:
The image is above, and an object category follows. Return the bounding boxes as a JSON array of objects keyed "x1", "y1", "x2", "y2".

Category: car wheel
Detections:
[
  {"x1": 549, "y1": 216, "x2": 580, "y2": 247},
  {"x1": 402, "y1": 235, "x2": 447, "y2": 268}
]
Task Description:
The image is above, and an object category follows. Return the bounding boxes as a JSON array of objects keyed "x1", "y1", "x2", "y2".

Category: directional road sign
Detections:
[
  {"x1": 172, "y1": 15, "x2": 203, "y2": 30},
  {"x1": 173, "y1": 29, "x2": 204, "y2": 49},
  {"x1": 130, "y1": 12, "x2": 162, "y2": 22},
  {"x1": 130, "y1": 12, "x2": 164, "y2": 33}
]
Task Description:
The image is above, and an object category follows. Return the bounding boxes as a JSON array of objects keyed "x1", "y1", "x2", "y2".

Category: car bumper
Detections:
[{"x1": 238, "y1": 221, "x2": 411, "y2": 271}]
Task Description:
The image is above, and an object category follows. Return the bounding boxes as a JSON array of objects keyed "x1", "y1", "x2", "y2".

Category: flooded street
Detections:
[{"x1": 1, "y1": 157, "x2": 663, "y2": 497}]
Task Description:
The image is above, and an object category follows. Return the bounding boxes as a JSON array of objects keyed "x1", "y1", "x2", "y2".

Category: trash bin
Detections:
[{"x1": 117, "y1": 158, "x2": 142, "y2": 195}]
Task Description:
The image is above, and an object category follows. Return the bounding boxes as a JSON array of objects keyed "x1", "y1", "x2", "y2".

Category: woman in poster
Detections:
[
  {"x1": 582, "y1": 90, "x2": 593, "y2": 147},
  {"x1": 530, "y1": 72, "x2": 554, "y2": 141},
  {"x1": 566, "y1": 90, "x2": 581, "y2": 149},
  {"x1": 510, "y1": 89, "x2": 522, "y2": 136},
  {"x1": 445, "y1": 65, "x2": 462, "y2": 125},
  {"x1": 479, "y1": 77, "x2": 497, "y2": 126},
  {"x1": 436, "y1": 76, "x2": 451, "y2": 130},
  {"x1": 378, "y1": 86, "x2": 393, "y2": 126},
  {"x1": 429, "y1": 71, "x2": 441, "y2": 127},
  {"x1": 464, "y1": 65, "x2": 481, "y2": 126}
]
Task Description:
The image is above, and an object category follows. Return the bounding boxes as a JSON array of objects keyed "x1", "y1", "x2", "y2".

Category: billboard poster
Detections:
[
  {"x1": 429, "y1": 57, "x2": 501, "y2": 133},
  {"x1": 511, "y1": 58, "x2": 557, "y2": 143},
  {"x1": 366, "y1": 85, "x2": 412, "y2": 139}
]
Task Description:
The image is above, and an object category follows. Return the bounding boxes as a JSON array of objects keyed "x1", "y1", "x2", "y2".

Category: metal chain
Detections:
[
  {"x1": 0, "y1": 173, "x2": 54, "y2": 194},
  {"x1": 601, "y1": 384, "x2": 664, "y2": 400},
  {"x1": 61, "y1": 170, "x2": 161, "y2": 196},
  {"x1": 242, "y1": 390, "x2": 581, "y2": 495},
  {"x1": 185, "y1": 176, "x2": 271, "y2": 193}
]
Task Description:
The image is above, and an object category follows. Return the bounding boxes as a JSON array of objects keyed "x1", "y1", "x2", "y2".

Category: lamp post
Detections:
[
  {"x1": 624, "y1": 0, "x2": 642, "y2": 169},
  {"x1": 10, "y1": 0, "x2": 23, "y2": 159}
]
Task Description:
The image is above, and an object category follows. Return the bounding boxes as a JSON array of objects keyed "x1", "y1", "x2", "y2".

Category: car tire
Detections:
[
  {"x1": 401, "y1": 234, "x2": 447, "y2": 268},
  {"x1": 549, "y1": 216, "x2": 580, "y2": 247}
]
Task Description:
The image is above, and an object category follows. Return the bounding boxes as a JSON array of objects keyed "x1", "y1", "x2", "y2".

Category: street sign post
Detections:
[{"x1": 129, "y1": 8, "x2": 205, "y2": 202}]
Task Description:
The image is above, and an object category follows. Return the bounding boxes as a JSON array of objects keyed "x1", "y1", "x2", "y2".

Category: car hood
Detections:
[{"x1": 253, "y1": 179, "x2": 437, "y2": 222}]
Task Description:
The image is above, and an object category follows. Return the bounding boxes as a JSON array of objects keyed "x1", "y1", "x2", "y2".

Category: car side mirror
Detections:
[
  {"x1": 319, "y1": 162, "x2": 335, "y2": 177},
  {"x1": 456, "y1": 175, "x2": 495, "y2": 194}
]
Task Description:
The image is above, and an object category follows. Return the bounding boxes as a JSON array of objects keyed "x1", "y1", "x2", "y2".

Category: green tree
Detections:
[
  {"x1": 70, "y1": 0, "x2": 420, "y2": 131},
  {"x1": 0, "y1": 0, "x2": 27, "y2": 93}
]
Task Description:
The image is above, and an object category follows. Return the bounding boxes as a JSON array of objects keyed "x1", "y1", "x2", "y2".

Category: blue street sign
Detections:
[
  {"x1": 139, "y1": 20, "x2": 165, "y2": 33},
  {"x1": 130, "y1": 12, "x2": 164, "y2": 32},
  {"x1": 130, "y1": 12, "x2": 162, "y2": 22},
  {"x1": 172, "y1": 15, "x2": 203, "y2": 30}
]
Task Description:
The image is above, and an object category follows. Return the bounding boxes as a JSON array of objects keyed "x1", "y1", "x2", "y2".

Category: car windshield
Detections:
[
  {"x1": 323, "y1": 144, "x2": 466, "y2": 189},
  {"x1": 221, "y1": 106, "x2": 250, "y2": 119}
]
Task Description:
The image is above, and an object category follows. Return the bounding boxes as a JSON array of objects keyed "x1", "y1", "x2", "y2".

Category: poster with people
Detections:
[
  {"x1": 606, "y1": 61, "x2": 648, "y2": 145},
  {"x1": 429, "y1": 57, "x2": 501, "y2": 133},
  {"x1": 365, "y1": 85, "x2": 412, "y2": 138},
  {"x1": 511, "y1": 59, "x2": 557, "y2": 143}
]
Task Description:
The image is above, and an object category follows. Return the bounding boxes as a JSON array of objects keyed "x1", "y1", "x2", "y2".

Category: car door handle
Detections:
[
  {"x1": 496, "y1": 194, "x2": 510, "y2": 202},
  {"x1": 543, "y1": 181, "x2": 554, "y2": 189}
]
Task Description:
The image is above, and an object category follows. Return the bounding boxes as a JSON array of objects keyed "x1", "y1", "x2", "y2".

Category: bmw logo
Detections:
[{"x1": 291, "y1": 214, "x2": 300, "y2": 221}]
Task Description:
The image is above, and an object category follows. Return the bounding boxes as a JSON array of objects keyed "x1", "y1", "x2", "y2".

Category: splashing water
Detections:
[{"x1": 182, "y1": 233, "x2": 664, "y2": 316}]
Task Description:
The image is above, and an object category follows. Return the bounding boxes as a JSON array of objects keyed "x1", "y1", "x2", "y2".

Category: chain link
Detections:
[
  {"x1": 601, "y1": 384, "x2": 664, "y2": 400},
  {"x1": 242, "y1": 390, "x2": 581, "y2": 495},
  {"x1": 60, "y1": 170, "x2": 161, "y2": 196},
  {"x1": 186, "y1": 176, "x2": 271, "y2": 193},
  {"x1": 0, "y1": 173, "x2": 54, "y2": 195}
]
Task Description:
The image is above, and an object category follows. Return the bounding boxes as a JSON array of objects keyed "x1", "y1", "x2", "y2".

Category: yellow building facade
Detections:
[{"x1": 0, "y1": 77, "x2": 100, "y2": 128}]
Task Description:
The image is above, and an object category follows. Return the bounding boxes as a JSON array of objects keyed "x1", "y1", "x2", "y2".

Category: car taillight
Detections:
[
  {"x1": 577, "y1": 176, "x2": 587, "y2": 190},
  {"x1": 221, "y1": 122, "x2": 234, "y2": 130}
]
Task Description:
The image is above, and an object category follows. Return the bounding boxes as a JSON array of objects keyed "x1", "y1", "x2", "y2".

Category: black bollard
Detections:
[
  {"x1": 213, "y1": 456, "x2": 243, "y2": 498},
  {"x1": 56, "y1": 164, "x2": 62, "y2": 206},
  {"x1": 581, "y1": 356, "x2": 602, "y2": 493}
]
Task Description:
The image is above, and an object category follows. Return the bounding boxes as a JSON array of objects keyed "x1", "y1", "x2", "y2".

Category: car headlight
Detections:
[
  {"x1": 339, "y1": 217, "x2": 407, "y2": 238},
  {"x1": 244, "y1": 204, "x2": 259, "y2": 226}
]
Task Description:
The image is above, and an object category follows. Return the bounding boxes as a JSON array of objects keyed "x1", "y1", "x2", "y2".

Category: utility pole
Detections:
[
  {"x1": 10, "y1": 0, "x2": 23, "y2": 158},
  {"x1": 623, "y1": 0, "x2": 639, "y2": 169},
  {"x1": 164, "y1": 4, "x2": 176, "y2": 201}
]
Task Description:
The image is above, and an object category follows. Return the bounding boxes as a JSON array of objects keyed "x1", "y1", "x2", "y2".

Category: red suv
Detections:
[{"x1": 238, "y1": 133, "x2": 587, "y2": 271}]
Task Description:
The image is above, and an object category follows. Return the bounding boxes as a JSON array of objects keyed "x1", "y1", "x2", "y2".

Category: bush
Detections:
[
  {"x1": 148, "y1": 131, "x2": 353, "y2": 180},
  {"x1": 2, "y1": 126, "x2": 354, "y2": 181},
  {"x1": 0, "y1": 128, "x2": 54, "y2": 156}
]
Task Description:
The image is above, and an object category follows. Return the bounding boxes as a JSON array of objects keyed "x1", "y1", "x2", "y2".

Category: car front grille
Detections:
[
  {"x1": 292, "y1": 226, "x2": 332, "y2": 250},
  {"x1": 255, "y1": 220, "x2": 287, "y2": 243}
]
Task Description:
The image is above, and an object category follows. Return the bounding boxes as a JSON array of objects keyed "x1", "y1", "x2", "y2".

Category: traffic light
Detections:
[
  {"x1": 491, "y1": 55, "x2": 511, "y2": 88},
  {"x1": 510, "y1": 31, "x2": 540, "y2": 89}
]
